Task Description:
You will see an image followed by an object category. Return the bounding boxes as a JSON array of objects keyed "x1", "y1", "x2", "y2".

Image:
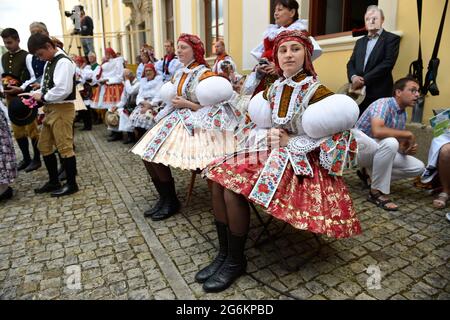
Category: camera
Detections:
[
  {"x1": 64, "y1": 5, "x2": 82, "y2": 34},
  {"x1": 258, "y1": 58, "x2": 270, "y2": 66},
  {"x1": 220, "y1": 60, "x2": 233, "y2": 72}
]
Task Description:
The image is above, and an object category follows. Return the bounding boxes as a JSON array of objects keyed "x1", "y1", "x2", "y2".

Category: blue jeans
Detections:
[{"x1": 81, "y1": 37, "x2": 94, "y2": 56}]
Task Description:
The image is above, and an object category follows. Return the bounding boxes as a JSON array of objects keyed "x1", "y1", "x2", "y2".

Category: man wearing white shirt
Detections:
[
  {"x1": 212, "y1": 40, "x2": 237, "y2": 76},
  {"x1": 155, "y1": 40, "x2": 183, "y2": 82},
  {"x1": 27, "y1": 33, "x2": 78, "y2": 197}
]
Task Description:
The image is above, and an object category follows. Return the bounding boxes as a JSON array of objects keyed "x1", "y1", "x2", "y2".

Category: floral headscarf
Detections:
[
  {"x1": 273, "y1": 30, "x2": 316, "y2": 77},
  {"x1": 177, "y1": 33, "x2": 208, "y2": 66}
]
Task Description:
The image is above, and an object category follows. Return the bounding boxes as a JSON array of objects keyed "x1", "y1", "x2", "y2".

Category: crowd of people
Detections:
[{"x1": 1, "y1": 0, "x2": 449, "y2": 293}]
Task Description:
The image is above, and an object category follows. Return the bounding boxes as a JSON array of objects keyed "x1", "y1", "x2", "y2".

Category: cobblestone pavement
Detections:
[{"x1": 0, "y1": 125, "x2": 449, "y2": 300}]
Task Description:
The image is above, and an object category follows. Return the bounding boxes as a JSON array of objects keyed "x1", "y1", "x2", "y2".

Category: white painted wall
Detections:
[
  {"x1": 179, "y1": 0, "x2": 193, "y2": 34},
  {"x1": 242, "y1": 0, "x2": 270, "y2": 71}
]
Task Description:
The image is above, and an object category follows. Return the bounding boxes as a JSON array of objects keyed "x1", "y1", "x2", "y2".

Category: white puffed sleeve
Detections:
[
  {"x1": 195, "y1": 76, "x2": 233, "y2": 106},
  {"x1": 248, "y1": 91, "x2": 272, "y2": 128},
  {"x1": 158, "y1": 81, "x2": 177, "y2": 105},
  {"x1": 301, "y1": 94, "x2": 359, "y2": 139}
]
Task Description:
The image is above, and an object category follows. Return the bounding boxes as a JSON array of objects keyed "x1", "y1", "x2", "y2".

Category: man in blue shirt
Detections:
[{"x1": 355, "y1": 77, "x2": 425, "y2": 211}]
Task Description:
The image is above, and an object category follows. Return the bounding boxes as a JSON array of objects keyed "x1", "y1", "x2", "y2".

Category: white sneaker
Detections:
[
  {"x1": 421, "y1": 166, "x2": 437, "y2": 184},
  {"x1": 446, "y1": 212, "x2": 450, "y2": 222}
]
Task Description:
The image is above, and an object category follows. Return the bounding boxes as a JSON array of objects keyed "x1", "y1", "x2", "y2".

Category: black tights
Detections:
[
  {"x1": 135, "y1": 127, "x2": 173, "y2": 183},
  {"x1": 211, "y1": 182, "x2": 250, "y2": 236},
  {"x1": 144, "y1": 162, "x2": 173, "y2": 182}
]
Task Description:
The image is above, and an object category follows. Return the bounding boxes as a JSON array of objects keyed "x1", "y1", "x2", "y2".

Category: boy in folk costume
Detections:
[
  {"x1": 27, "y1": 33, "x2": 79, "y2": 197},
  {"x1": 1, "y1": 28, "x2": 41, "y2": 172}
]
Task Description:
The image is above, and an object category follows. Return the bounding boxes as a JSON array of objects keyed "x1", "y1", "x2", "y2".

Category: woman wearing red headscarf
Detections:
[
  {"x1": 91, "y1": 48, "x2": 124, "y2": 113},
  {"x1": 131, "y1": 33, "x2": 243, "y2": 222},
  {"x1": 129, "y1": 63, "x2": 164, "y2": 137},
  {"x1": 244, "y1": 0, "x2": 322, "y2": 97},
  {"x1": 199, "y1": 30, "x2": 361, "y2": 293}
]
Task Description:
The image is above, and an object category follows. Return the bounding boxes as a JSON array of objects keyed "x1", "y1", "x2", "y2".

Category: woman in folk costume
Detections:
[
  {"x1": 136, "y1": 46, "x2": 152, "y2": 79},
  {"x1": 199, "y1": 30, "x2": 361, "y2": 293},
  {"x1": 131, "y1": 33, "x2": 243, "y2": 222},
  {"x1": 91, "y1": 48, "x2": 124, "y2": 111},
  {"x1": 244, "y1": 0, "x2": 322, "y2": 97},
  {"x1": 74, "y1": 55, "x2": 94, "y2": 130},
  {"x1": 129, "y1": 63, "x2": 164, "y2": 138},
  {"x1": 0, "y1": 98, "x2": 17, "y2": 202}
]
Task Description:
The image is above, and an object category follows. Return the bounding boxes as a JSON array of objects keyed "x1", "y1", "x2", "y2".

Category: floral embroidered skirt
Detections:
[
  {"x1": 205, "y1": 150, "x2": 361, "y2": 239},
  {"x1": 0, "y1": 108, "x2": 17, "y2": 185},
  {"x1": 131, "y1": 120, "x2": 237, "y2": 171},
  {"x1": 91, "y1": 84, "x2": 124, "y2": 109}
]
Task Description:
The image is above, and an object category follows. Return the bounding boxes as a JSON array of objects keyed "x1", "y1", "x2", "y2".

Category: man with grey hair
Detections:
[{"x1": 347, "y1": 5, "x2": 400, "y2": 116}]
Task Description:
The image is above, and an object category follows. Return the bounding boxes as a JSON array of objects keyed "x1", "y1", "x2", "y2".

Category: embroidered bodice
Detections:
[
  {"x1": 266, "y1": 72, "x2": 321, "y2": 135},
  {"x1": 172, "y1": 62, "x2": 211, "y2": 104}
]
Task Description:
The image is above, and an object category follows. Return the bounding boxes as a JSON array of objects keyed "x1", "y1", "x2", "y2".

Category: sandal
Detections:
[
  {"x1": 367, "y1": 191, "x2": 399, "y2": 211},
  {"x1": 433, "y1": 192, "x2": 449, "y2": 209}
]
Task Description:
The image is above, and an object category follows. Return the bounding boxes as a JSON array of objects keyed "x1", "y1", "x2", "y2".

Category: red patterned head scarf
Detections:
[
  {"x1": 74, "y1": 56, "x2": 86, "y2": 66},
  {"x1": 177, "y1": 33, "x2": 208, "y2": 67},
  {"x1": 143, "y1": 63, "x2": 156, "y2": 78},
  {"x1": 105, "y1": 47, "x2": 117, "y2": 59},
  {"x1": 273, "y1": 30, "x2": 316, "y2": 77}
]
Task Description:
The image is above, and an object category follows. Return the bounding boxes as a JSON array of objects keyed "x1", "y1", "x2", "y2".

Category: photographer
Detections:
[
  {"x1": 66, "y1": 5, "x2": 94, "y2": 58},
  {"x1": 79, "y1": 6, "x2": 94, "y2": 58}
]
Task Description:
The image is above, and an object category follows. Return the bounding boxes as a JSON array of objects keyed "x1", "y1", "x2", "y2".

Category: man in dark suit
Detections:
[{"x1": 347, "y1": 5, "x2": 400, "y2": 116}]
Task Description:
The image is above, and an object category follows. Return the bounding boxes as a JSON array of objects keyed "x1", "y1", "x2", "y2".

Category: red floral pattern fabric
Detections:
[{"x1": 206, "y1": 150, "x2": 361, "y2": 239}]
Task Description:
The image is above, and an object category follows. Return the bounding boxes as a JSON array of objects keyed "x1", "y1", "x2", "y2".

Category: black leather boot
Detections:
[
  {"x1": 51, "y1": 156, "x2": 79, "y2": 197},
  {"x1": 35, "y1": 154, "x2": 61, "y2": 194},
  {"x1": 81, "y1": 107, "x2": 92, "y2": 131},
  {"x1": 144, "y1": 179, "x2": 166, "y2": 217},
  {"x1": 25, "y1": 139, "x2": 41, "y2": 172},
  {"x1": 195, "y1": 221, "x2": 228, "y2": 283},
  {"x1": 16, "y1": 137, "x2": 31, "y2": 171},
  {"x1": 107, "y1": 132, "x2": 122, "y2": 142},
  {"x1": 122, "y1": 133, "x2": 135, "y2": 144},
  {"x1": 151, "y1": 179, "x2": 180, "y2": 221},
  {"x1": 0, "y1": 187, "x2": 13, "y2": 201},
  {"x1": 202, "y1": 231, "x2": 247, "y2": 293}
]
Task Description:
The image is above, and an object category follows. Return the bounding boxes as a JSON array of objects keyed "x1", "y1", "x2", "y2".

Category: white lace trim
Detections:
[
  {"x1": 262, "y1": 19, "x2": 309, "y2": 40},
  {"x1": 287, "y1": 135, "x2": 323, "y2": 154},
  {"x1": 272, "y1": 76, "x2": 315, "y2": 126}
]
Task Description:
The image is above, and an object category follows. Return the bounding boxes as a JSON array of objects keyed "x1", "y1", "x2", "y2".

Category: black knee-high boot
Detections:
[
  {"x1": 24, "y1": 138, "x2": 41, "y2": 172},
  {"x1": 51, "y1": 156, "x2": 79, "y2": 197},
  {"x1": 16, "y1": 137, "x2": 31, "y2": 170},
  {"x1": 202, "y1": 231, "x2": 247, "y2": 293},
  {"x1": 151, "y1": 178, "x2": 180, "y2": 221},
  {"x1": 34, "y1": 154, "x2": 61, "y2": 193},
  {"x1": 195, "y1": 221, "x2": 228, "y2": 283},
  {"x1": 144, "y1": 178, "x2": 166, "y2": 217},
  {"x1": 81, "y1": 106, "x2": 92, "y2": 130}
]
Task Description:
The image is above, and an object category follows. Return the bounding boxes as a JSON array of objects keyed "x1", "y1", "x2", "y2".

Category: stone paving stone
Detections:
[{"x1": 1, "y1": 126, "x2": 448, "y2": 300}]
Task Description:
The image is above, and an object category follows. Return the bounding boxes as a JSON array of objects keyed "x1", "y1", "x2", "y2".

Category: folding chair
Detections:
[
  {"x1": 185, "y1": 169, "x2": 212, "y2": 207},
  {"x1": 249, "y1": 202, "x2": 322, "y2": 272}
]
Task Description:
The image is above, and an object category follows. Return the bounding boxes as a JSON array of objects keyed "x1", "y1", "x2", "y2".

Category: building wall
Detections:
[{"x1": 313, "y1": 0, "x2": 450, "y2": 123}]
